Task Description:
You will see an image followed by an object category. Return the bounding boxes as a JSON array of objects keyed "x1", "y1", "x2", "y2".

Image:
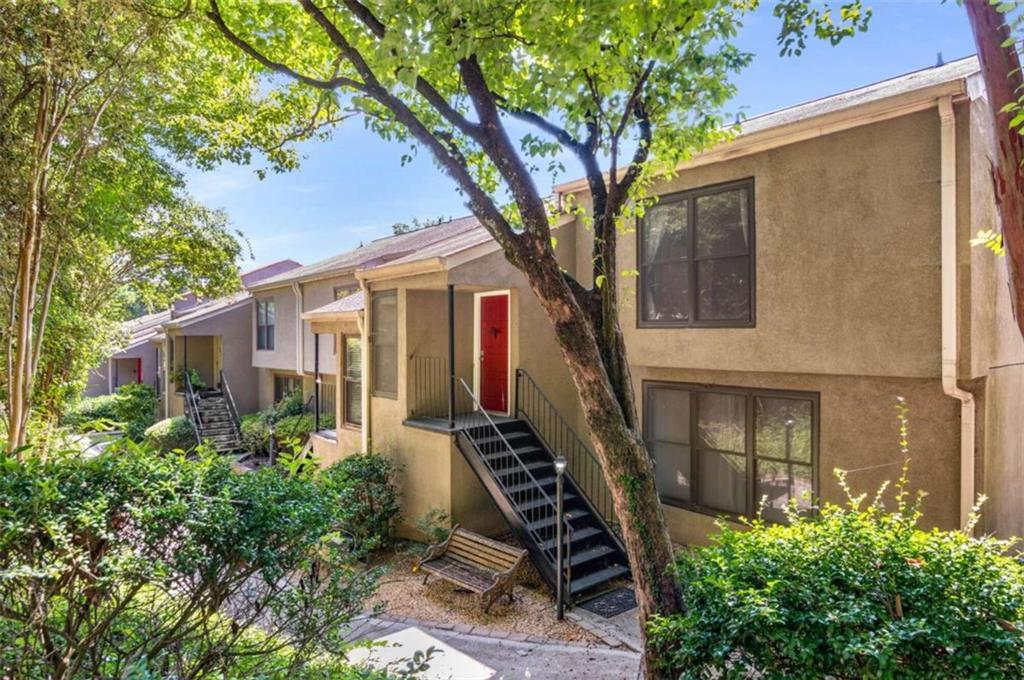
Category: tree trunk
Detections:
[
  {"x1": 966, "y1": 0, "x2": 1024, "y2": 342},
  {"x1": 7, "y1": 72, "x2": 50, "y2": 451},
  {"x1": 517, "y1": 233, "x2": 682, "y2": 676}
]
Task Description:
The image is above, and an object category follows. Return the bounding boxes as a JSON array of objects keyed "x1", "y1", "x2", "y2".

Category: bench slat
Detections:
[
  {"x1": 448, "y1": 536, "x2": 522, "y2": 563},
  {"x1": 447, "y1": 542, "x2": 521, "y2": 571}
]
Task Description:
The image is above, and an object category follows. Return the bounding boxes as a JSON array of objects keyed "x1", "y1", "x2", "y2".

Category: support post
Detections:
[
  {"x1": 447, "y1": 284, "x2": 455, "y2": 429},
  {"x1": 555, "y1": 456, "x2": 567, "y2": 620},
  {"x1": 314, "y1": 332, "x2": 321, "y2": 432}
]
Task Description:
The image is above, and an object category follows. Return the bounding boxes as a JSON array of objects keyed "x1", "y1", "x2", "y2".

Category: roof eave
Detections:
[{"x1": 553, "y1": 77, "x2": 969, "y2": 196}]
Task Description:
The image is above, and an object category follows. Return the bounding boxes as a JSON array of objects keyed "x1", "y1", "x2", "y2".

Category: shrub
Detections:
[
  {"x1": 318, "y1": 453, "x2": 400, "y2": 550},
  {"x1": 240, "y1": 412, "x2": 272, "y2": 455},
  {"x1": 62, "y1": 393, "x2": 119, "y2": 429},
  {"x1": 113, "y1": 382, "x2": 157, "y2": 441},
  {"x1": 0, "y1": 442, "x2": 380, "y2": 679},
  {"x1": 647, "y1": 469, "x2": 1024, "y2": 679},
  {"x1": 274, "y1": 388, "x2": 307, "y2": 419},
  {"x1": 144, "y1": 415, "x2": 196, "y2": 452}
]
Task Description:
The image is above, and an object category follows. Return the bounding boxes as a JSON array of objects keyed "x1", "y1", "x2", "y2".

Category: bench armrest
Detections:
[{"x1": 414, "y1": 523, "x2": 460, "y2": 571}]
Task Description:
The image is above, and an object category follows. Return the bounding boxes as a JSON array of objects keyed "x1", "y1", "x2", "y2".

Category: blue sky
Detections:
[{"x1": 184, "y1": 2, "x2": 976, "y2": 270}]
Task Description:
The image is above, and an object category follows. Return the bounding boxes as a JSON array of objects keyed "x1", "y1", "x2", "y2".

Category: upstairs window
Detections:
[
  {"x1": 371, "y1": 290, "x2": 397, "y2": 397},
  {"x1": 639, "y1": 179, "x2": 754, "y2": 327},
  {"x1": 257, "y1": 299, "x2": 275, "y2": 350},
  {"x1": 644, "y1": 381, "x2": 817, "y2": 522}
]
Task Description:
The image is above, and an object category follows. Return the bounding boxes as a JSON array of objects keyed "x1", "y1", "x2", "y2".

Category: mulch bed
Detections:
[{"x1": 364, "y1": 542, "x2": 602, "y2": 645}]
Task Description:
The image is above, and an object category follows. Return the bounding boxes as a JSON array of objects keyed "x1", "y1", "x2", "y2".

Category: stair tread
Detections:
[
  {"x1": 518, "y1": 493, "x2": 574, "y2": 513},
  {"x1": 540, "y1": 526, "x2": 602, "y2": 550},
  {"x1": 474, "y1": 431, "x2": 531, "y2": 446},
  {"x1": 482, "y1": 446, "x2": 543, "y2": 462},
  {"x1": 494, "y1": 460, "x2": 550, "y2": 476},
  {"x1": 567, "y1": 544, "x2": 616, "y2": 567},
  {"x1": 570, "y1": 564, "x2": 630, "y2": 594},
  {"x1": 506, "y1": 477, "x2": 556, "y2": 494},
  {"x1": 527, "y1": 511, "x2": 590, "y2": 532}
]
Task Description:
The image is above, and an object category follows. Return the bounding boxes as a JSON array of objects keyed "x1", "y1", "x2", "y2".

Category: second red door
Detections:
[{"x1": 479, "y1": 294, "x2": 509, "y2": 412}]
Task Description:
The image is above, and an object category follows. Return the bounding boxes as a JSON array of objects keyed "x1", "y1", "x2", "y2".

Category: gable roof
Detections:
[
  {"x1": 554, "y1": 55, "x2": 979, "y2": 195},
  {"x1": 303, "y1": 290, "x2": 365, "y2": 320},
  {"x1": 248, "y1": 216, "x2": 483, "y2": 290}
]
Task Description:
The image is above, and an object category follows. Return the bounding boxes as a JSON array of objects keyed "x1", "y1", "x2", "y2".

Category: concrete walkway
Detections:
[{"x1": 344, "y1": 615, "x2": 641, "y2": 679}]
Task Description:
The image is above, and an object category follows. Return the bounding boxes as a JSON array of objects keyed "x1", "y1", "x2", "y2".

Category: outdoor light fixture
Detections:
[{"x1": 554, "y1": 456, "x2": 567, "y2": 475}]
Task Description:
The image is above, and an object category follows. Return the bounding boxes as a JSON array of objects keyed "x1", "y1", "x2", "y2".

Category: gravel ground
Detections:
[{"x1": 365, "y1": 545, "x2": 602, "y2": 645}]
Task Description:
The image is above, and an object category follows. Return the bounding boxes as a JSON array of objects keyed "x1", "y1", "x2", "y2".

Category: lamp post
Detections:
[{"x1": 554, "y1": 455, "x2": 567, "y2": 620}]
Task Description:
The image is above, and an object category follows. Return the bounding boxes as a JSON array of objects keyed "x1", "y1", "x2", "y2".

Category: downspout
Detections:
[
  {"x1": 357, "y1": 278, "x2": 370, "y2": 453},
  {"x1": 938, "y1": 96, "x2": 977, "y2": 529},
  {"x1": 292, "y1": 282, "x2": 305, "y2": 377}
]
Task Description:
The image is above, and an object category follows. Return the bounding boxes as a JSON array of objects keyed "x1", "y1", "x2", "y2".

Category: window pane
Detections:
[
  {"x1": 344, "y1": 338, "x2": 362, "y2": 380},
  {"x1": 651, "y1": 442, "x2": 691, "y2": 504},
  {"x1": 757, "y1": 460, "x2": 812, "y2": 523},
  {"x1": 696, "y1": 256, "x2": 750, "y2": 321},
  {"x1": 266, "y1": 301, "x2": 275, "y2": 325},
  {"x1": 698, "y1": 450, "x2": 747, "y2": 514},
  {"x1": 696, "y1": 392, "x2": 746, "y2": 453},
  {"x1": 648, "y1": 386, "x2": 690, "y2": 444},
  {"x1": 372, "y1": 292, "x2": 397, "y2": 395},
  {"x1": 755, "y1": 396, "x2": 813, "y2": 463},
  {"x1": 696, "y1": 188, "x2": 749, "y2": 258},
  {"x1": 642, "y1": 199, "x2": 689, "y2": 264},
  {"x1": 257, "y1": 301, "x2": 266, "y2": 326},
  {"x1": 643, "y1": 260, "x2": 691, "y2": 322},
  {"x1": 266, "y1": 326, "x2": 274, "y2": 351},
  {"x1": 345, "y1": 379, "x2": 362, "y2": 425}
]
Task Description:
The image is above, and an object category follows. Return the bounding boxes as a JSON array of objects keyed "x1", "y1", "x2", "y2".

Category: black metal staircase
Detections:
[
  {"x1": 184, "y1": 371, "x2": 243, "y2": 453},
  {"x1": 453, "y1": 378, "x2": 630, "y2": 604}
]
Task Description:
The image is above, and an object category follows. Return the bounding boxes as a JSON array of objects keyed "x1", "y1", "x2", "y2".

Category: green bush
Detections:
[
  {"x1": 0, "y1": 442, "x2": 381, "y2": 679},
  {"x1": 144, "y1": 415, "x2": 197, "y2": 452},
  {"x1": 317, "y1": 453, "x2": 400, "y2": 550},
  {"x1": 62, "y1": 393, "x2": 119, "y2": 429},
  {"x1": 274, "y1": 388, "x2": 307, "y2": 419},
  {"x1": 113, "y1": 382, "x2": 157, "y2": 441},
  {"x1": 240, "y1": 412, "x2": 272, "y2": 455},
  {"x1": 648, "y1": 469, "x2": 1024, "y2": 679}
]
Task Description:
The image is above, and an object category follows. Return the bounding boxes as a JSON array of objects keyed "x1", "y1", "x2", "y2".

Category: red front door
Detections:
[{"x1": 479, "y1": 294, "x2": 509, "y2": 412}]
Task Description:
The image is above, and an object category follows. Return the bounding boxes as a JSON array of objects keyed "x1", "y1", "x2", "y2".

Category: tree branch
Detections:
[{"x1": 206, "y1": 0, "x2": 365, "y2": 92}]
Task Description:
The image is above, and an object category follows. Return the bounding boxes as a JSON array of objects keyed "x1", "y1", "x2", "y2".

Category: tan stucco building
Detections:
[{"x1": 303, "y1": 56, "x2": 1023, "y2": 544}]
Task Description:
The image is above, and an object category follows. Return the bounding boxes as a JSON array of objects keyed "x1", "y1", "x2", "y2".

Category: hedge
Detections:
[
  {"x1": 648, "y1": 470, "x2": 1024, "y2": 678},
  {"x1": 144, "y1": 416, "x2": 197, "y2": 453}
]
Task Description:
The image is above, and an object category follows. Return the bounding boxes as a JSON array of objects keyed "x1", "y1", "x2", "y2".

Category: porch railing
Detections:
[
  {"x1": 317, "y1": 378, "x2": 336, "y2": 428},
  {"x1": 219, "y1": 370, "x2": 242, "y2": 443},
  {"x1": 515, "y1": 368, "x2": 617, "y2": 526},
  {"x1": 409, "y1": 355, "x2": 472, "y2": 419},
  {"x1": 183, "y1": 375, "x2": 202, "y2": 447}
]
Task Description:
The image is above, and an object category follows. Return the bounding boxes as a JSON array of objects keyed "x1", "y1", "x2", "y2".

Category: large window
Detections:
[
  {"x1": 371, "y1": 290, "x2": 397, "y2": 397},
  {"x1": 638, "y1": 179, "x2": 754, "y2": 327},
  {"x1": 256, "y1": 299, "x2": 275, "y2": 350},
  {"x1": 343, "y1": 336, "x2": 362, "y2": 426},
  {"x1": 644, "y1": 381, "x2": 816, "y2": 522}
]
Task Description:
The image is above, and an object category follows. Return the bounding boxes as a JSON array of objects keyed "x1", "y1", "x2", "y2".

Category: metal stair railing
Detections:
[
  {"x1": 456, "y1": 378, "x2": 574, "y2": 571},
  {"x1": 219, "y1": 370, "x2": 243, "y2": 443},
  {"x1": 183, "y1": 375, "x2": 202, "y2": 447},
  {"x1": 515, "y1": 368, "x2": 616, "y2": 525}
]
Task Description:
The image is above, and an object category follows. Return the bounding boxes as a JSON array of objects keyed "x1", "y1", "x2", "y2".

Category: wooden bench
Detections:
[{"x1": 414, "y1": 525, "x2": 527, "y2": 611}]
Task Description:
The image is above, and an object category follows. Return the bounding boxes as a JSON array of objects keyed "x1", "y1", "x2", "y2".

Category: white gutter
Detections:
[
  {"x1": 938, "y1": 96, "x2": 977, "y2": 530},
  {"x1": 292, "y1": 282, "x2": 305, "y2": 376}
]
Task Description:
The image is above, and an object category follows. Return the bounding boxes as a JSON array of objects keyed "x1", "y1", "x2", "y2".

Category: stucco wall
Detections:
[
  {"x1": 173, "y1": 302, "x2": 260, "y2": 415},
  {"x1": 252, "y1": 288, "x2": 297, "y2": 372}
]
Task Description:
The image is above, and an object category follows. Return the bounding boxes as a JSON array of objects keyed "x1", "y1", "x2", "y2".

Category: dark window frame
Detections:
[
  {"x1": 256, "y1": 299, "x2": 276, "y2": 351},
  {"x1": 642, "y1": 380, "x2": 819, "y2": 522},
  {"x1": 370, "y1": 289, "x2": 398, "y2": 399},
  {"x1": 636, "y1": 177, "x2": 756, "y2": 329},
  {"x1": 342, "y1": 335, "x2": 362, "y2": 427}
]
